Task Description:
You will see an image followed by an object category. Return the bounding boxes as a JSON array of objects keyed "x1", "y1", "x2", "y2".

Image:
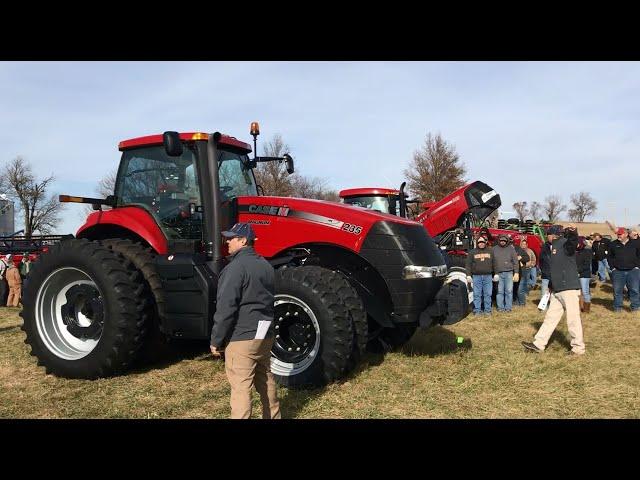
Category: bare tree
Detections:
[
  {"x1": 543, "y1": 195, "x2": 566, "y2": 223},
  {"x1": 290, "y1": 175, "x2": 339, "y2": 202},
  {"x1": 404, "y1": 133, "x2": 466, "y2": 202},
  {"x1": 83, "y1": 169, "x2": 117, "y2": 215},
  {"x1": 529, "y1": 201, "x2": 542, "y2": 221},
  {"x1": 1, "y1": 156, "x2": 65, "y2": 237},
  {"x1": 253, "y1": 133, "x2": 294, "y2": 196},
  {"x1": 512, "y1": 201, "x2": 529, "y2": 222},
  {"x1": 568, "y1": 192, "x2": 597, "y2": 222}
]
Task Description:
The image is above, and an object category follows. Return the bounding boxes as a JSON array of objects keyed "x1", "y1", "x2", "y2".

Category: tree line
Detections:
[{"x1": 512, "y1": 192, "x2": 598, "y2": 223}]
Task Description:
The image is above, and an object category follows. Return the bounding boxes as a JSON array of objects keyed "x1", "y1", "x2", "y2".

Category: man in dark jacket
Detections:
[
  {"x1": 466, "y1": 236, "x2": 494, "y2": 314},
  {"x1": 522, "y1": 226, "x2": 585, "y2": 355},
  {"x1": 210, "y1": 222, "x2": 281, "y2": 419},
  {"x1": 592, "y1": 233, "x2": 611, "y2": 282},
  {"x1": 575, "y1": 236, "x2": 593, "y2": 313},
  {"x1": 607, "y1": 227, "x2": 640, "y2": 312}
]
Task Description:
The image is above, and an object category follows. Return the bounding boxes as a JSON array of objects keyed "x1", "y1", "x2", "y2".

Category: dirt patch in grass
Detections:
[{"x1": 1, "y1": 284, "x2": 638, "y2": 418}]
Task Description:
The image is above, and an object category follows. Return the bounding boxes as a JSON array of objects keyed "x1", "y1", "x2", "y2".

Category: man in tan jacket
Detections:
[{"x1": 6, "y1": 255, "x2": 22, "y2": 307}]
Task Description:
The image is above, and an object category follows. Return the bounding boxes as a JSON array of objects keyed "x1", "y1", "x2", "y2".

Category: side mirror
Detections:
[
  {"x1": 284, "y1": 153, "x2": 294, "y2": 174},
  {"x1": 163, "y1": 131, "x2": 183, "y2": 157}
]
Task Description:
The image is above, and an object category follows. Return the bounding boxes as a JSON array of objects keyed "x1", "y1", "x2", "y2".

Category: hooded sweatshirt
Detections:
[{"x1": 492, "y1": 244, "x2": 519, "y2": 273}]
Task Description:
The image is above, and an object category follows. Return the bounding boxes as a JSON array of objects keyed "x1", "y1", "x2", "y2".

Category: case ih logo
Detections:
[{"x1": 248, "y1": 205, "x2": 290, "y2": 216}]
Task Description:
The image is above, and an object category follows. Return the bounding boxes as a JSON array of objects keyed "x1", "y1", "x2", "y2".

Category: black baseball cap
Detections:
[
  {"x1": 547, "y1": 225, "x2": 563, "y2": 236},
  {"x1": 221, "y1": 222, "x2": 256, "y2": 241}
]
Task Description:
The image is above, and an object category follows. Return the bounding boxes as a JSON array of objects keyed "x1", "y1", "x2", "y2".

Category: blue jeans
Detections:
[
  {"x1": 611, "y1": 268, "x2": 640, "y2": 310},
  {"x1": 541, "y1": 278, "x2": 550, "y2": 298},
  {"x1": 579, "y1": 277, "x2": 591, "y2": 302},
  {"x1": 528, "y1": 266, "x2": 537, "y2": 289},
  {"x1": 597, "y1": 259, "x2": 610, "y2": 281},
  {"x1": 517, "y1": 267, "x2": 531, "y2": 305},
  {"x1": 497, "y1": 271, "x2": 514, "y2": 311},
  {"x1": 472, "y1": 274, "x2": 493, "y2": 313}
]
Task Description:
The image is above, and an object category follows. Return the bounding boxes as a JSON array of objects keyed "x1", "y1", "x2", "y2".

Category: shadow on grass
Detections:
[
  {"x1": 278, "y1": 384, "x2": 326, "y2": 418},
  {"x1": 0, "y1": 325, "x2": 20, "y2": 333},
  {"x1": 591, "y1": 297, "x2": 614, "y2": 309},
  {"x1": 531, "y1": 321, "x2": 572, "y2": 350},
  {"x1": 599, "y1": 283, "x2": 614, "y2": 294},
  {"x1": 400, "y1": 325, "x2": 472, "y2": 357},
  {"x1": 130, "y1": 339, "x2": 211, "y2": 374}
]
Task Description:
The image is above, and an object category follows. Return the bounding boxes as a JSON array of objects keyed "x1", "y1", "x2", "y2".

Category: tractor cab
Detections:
[
  {"x1": 339, "y1": 183, "x2": 421, "y2": 219},
  {"x1": 115, "y1": 135, "x2": 258, "y2": 244}
]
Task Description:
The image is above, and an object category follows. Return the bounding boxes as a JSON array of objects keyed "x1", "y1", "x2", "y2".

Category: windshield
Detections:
[
  {"x1": 218, "y1": 150, "x2": 258, "y2": 199},
  {"x1": 116, "y1": 145, "x2": 204, "y2": 240},
  {"x1": 343, "y1": 195, "x2": 390, "y2": 214}
]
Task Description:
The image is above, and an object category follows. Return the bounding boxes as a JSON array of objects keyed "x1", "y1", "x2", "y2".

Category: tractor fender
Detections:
[{"x1": 76, "y1": 207, "x2": 168, "y2": 254}]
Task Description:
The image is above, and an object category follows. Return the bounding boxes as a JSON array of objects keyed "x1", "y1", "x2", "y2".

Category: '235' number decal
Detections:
[{"x1": 342, "y1": 223, "x2": 363, "y2": 235}]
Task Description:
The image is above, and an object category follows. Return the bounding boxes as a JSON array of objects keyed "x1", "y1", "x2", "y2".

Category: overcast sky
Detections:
[{"x1": 1, "y1": 61, "x2": 638, "y2": 235}]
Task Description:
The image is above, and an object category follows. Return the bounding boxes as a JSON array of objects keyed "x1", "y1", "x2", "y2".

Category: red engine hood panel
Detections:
[{"x1": 237, "y1": 196, "x2": 419, "y2": 258}]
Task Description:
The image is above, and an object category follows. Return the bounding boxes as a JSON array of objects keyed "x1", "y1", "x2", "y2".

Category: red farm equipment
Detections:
[
  {"x1": 339, "y1": 181, "x2": 544, "y2": 266},
  {"x1": 20, "y1": 124, "x2": 471, "y2": 388},
  {"x1": 0, "y1": 232, "x2": 73, "y2": 266}
]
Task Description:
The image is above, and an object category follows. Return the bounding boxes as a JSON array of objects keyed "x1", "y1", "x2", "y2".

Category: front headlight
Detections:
[{"x1": 402, "y1": 264, "x2": 448, "y2": 279}]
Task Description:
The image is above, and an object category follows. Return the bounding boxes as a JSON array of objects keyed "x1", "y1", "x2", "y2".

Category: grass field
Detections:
[{"x1": 1, "y1": 282, "x2": 638, "y2": 419}]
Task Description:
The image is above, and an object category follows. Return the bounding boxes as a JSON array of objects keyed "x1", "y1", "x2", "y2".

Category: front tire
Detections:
[
  {"x1": 20, "y1": 239, "x2": 148, "y2": 379},
  {"x1": 271, "y1": 266, "x2": 354, "y2": 388}
]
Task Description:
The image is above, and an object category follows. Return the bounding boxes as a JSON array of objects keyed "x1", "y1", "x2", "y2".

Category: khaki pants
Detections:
[
  {"x1": 534, "y1": 289, "x2": 585, "y2": 354},
  {"x1": 7, "y1": 286, "x2": 21, "y2": 307},
  {"x1": 224, "y1": 338, "x2": 281, "y2": 419}
]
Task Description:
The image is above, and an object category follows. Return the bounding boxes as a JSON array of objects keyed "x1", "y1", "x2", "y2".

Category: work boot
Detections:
[
  {"x1": 579, "y1": 296, "x2": 585, "y2": 312},
  {"x1": 584, "y1": 302, "x2": 590, "y2": 313},
  {"x1": 522, "y1": 341, "x2": 542, "y2": 353}
]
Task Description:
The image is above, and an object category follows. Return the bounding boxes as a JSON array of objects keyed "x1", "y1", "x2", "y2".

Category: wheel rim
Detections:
[
  {"x1": 270, "y1": 294, "x2": 321, "y2": 377},
  {"x1": 35, "y1": 267, "x2": 105, "y2": 360}
]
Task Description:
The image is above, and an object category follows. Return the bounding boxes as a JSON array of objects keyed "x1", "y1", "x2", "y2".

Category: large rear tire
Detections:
[
  {"x1": 272, "y1": 266, "x2": 354, "y2": 388},
  {"x1": 100, "y1": 239, "x2": 169, "y2": 359},
  {"x1": 20, "y1": 239, "x2": 148, "y2": 379}
]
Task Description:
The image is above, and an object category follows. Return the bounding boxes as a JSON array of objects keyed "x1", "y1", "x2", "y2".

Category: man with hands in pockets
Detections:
[{"x1": 210, "y1": 222, "x2": 282, "y2": 419}]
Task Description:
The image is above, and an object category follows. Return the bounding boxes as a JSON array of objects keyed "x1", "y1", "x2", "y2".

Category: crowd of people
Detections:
[
  {"x1": 0, "y1": 253, "x2": 31, "y2": 308},
  {"x1": 465, "y1": 226, "x2": 640, "y2": 316},
  {"x1": 465, "y1": 228, "x2": 538, "y2": 314},
  {"x1": 464, "y1": 224, "x2": 640, "y2": 356}
]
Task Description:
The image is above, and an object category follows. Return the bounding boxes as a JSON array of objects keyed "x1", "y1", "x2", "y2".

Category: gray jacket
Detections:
[
  {"x1": 210, "y1": 246, "x2": 275, "y2": 348},
  {"x1": 492, "y1": 244, "x2": 519, "y2": 273}
]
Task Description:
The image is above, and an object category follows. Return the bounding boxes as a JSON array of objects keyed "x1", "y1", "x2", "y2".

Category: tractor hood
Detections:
[
  {"x1": 239, "y1": 195, "x2": 418, "y2": 225},
  {"x1": 236, "y1": 195, "x2": 421, "y2": 258}
]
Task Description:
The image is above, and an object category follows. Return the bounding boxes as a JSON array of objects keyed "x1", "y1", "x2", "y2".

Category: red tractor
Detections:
[
  {"x1": 20, "y1": 124, "x2": 470, "y2": 388},
  {"x1": 339, "y1": 181, "x2": 544, "y2": 265}
]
